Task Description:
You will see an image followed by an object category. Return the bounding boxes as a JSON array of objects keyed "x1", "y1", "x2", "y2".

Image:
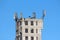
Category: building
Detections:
[{"x1": 14, "y1": 10, "x2": 46, "y2": 40}]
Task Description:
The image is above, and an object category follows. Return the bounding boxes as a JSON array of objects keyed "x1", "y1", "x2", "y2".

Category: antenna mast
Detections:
[
  {"x1": 20, "y1": 12, "x2": 23, "y2": 18},
  {"x1": 42, "y1": 10, "x2": 46, "y2": 19},
  {"x1": 32, "y1": 12, "x2": 36, "y2": 19},
  {"x1": 14, "y1": 12, "x2": 18, "y2": 22}
]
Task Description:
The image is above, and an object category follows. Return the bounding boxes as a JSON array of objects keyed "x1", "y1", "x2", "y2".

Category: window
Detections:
[
  {"x1": 31, "y1": 21, "x2": 33, "y2": 25},
  {"x1": 16, "y1": 30, "x2": 19, "y2": 34},
  {"x1": 20, "y1": 32, "x2": 22, "y2": 34},
  {"x1": 25, "y1": 28, "x2": 28, "y2": 33},
  {"x1": 17, "y1": 22, "x2": 20, "y2": 26},
  {"x1": 36, "y1": 29, "x2": 38, "y2": 33},
  {"x1": 20, "y1": 21, "x2": 22, "y2": 25},
  {"x1": 31, "y1": 29, "x2": 34, "y2": 33},
  {"x1": 31, "y1": 37, "x2": 34, "y2": 40},
  {"x1": 25, "y1": 36, "x2": 28, "y2": 40},
  {"x1": 25, "y1": 21, "x2": 28, "y2": 25},
  {"x1": 16, "y1": 30, "x2": 18, "y2": 32},
  {"x1": 36, "y1": 37, "x2": 38, "y2": 40},
  {"x1": 16, "y1": 36, "x2": 19, "y2": 40}
]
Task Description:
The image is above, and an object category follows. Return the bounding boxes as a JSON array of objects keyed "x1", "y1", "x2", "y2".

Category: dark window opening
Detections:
[
  {"x1": 16, "y1": 30, "x2": 18, "y2": 32},
  {"x1": 31, "y1": 29, "x2": 34, "y2": 33},
  {"x1": 25, "y1": 21, "x2": 28, "y2": 25},
  {"x1": 25, "y1": 28, "x2": 28, "y2": 33},
  {"x1": 25, "y1": 36, "x2": 28, "y2": 40},
  {"x1": 16, "y1": 36, "x2": 19, "y2": 40},
  {"x1": 16, "y1": 30, "x2": 19, "y2": 34},
  {"x1": 36, "y1": 37, "x2": 38, "y2": 40},
  {"x1": 17, "y1": 22, "x2": 19, "y2": 26},
  {"x1": 31, "y1": 37, "x2": 34, "y2": 40},
  {"x1": 31, "y1": 21, "x2": 33, "y2": 25},
  {"x1": 20, "y1": 32, "x2": 22, "y2": 35}
]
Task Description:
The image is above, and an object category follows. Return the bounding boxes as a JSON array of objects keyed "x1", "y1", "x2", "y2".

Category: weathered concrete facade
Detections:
[{"x1": 14, "y1": 11, "x2": 45, "y2": 40}]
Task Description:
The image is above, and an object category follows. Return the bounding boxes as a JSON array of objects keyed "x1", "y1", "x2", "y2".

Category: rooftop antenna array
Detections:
[
  {"x1": 42, "y1": 10, "x2": 46, "y2": 19},
  {"x1": 14, "y1": 12, "x2": 18, "y2": 22},
  {"x1": 32, "y1": 12, "x2": 36, "y2": 19},
  {"x1": 20, "y1": 12, "x2": 23, "y2": 18}
]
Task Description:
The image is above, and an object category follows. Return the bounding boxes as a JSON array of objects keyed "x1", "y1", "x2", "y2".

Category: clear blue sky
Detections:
[{"x1": 0, "y1": 0, "x2": 60, "y2": 40}]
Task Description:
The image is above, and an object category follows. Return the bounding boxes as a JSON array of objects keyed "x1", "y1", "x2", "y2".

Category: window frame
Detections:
[
  {"x1": 20, "y1": 21, "x2": 22, "y2": 25},
  {"x1": 25, "y1": 28, "x2": 28, "y2": 33},
  {"x1": 25, "y1": 21, "x2": 28, "y2": 25},
  {"x1": 31, "y1": 29, "x2": 34, "y2": 33},
  {"x1": 25, "y1": 36, "x2": 28, "y2": 40},
  {"x1": 36, "y1": 21, "x2": 38, "y2": 25},
  {"x1": 31, "y1": 21, "x2": 33, "y2": 25},
  {"x1": 31, "y1": 36, "x2": 34, "y2": 40},
  {"x1": 36, "y1": 37, "x2": 38, "y2": 40}
]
